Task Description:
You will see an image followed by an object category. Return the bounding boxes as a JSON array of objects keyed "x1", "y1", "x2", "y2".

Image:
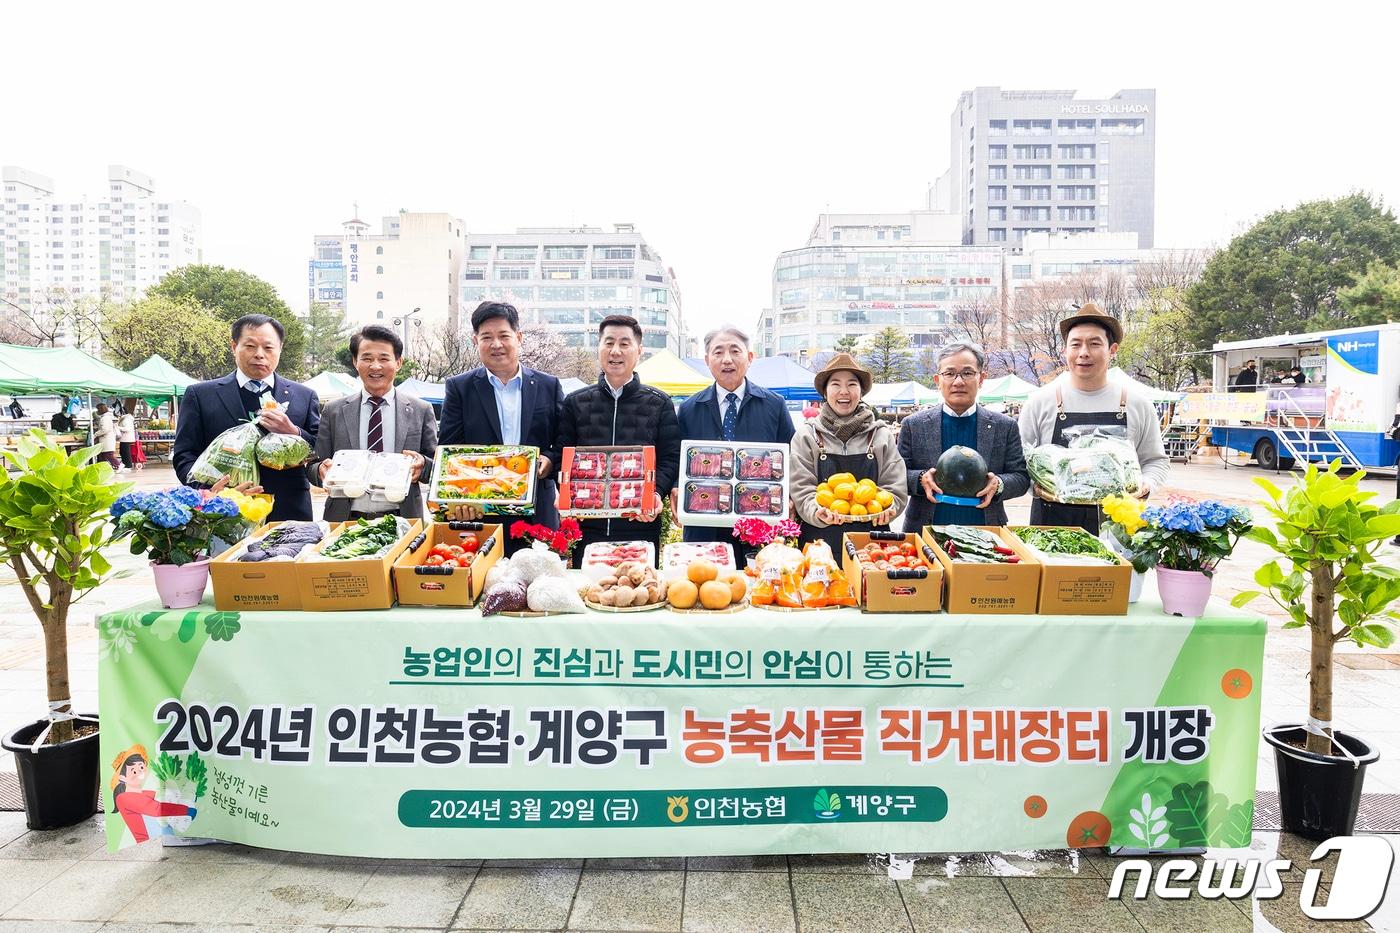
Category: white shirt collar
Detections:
[
  {"x1": 717, "y1": 380, "x2": 746, "y2": 405},
  {"x1": 362, "y1": 386, "x2": 396, "y2": 407},
  {"x1": 942, "y1": 402, "x2": 978, "y2": 418},
  {"x1": 487, "y1": 367, "x2": 524, "y2": 390},
  {"x1": 236, "y1": 370, "x2": 275, "y2": 392}
]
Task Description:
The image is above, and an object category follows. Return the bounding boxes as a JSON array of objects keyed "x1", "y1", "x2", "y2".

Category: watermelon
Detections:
[{"x1": 934, "y1": 445, "x2": 988, "y2": 498}]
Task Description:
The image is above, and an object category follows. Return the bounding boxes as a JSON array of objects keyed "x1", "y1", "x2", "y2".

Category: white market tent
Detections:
[
  {"x1": 304, "y1": 371, "x2": 362, "y2": 400},
  {"x1": 866, "y1": 380, "x2": 939, "y2": 408},
  {"x1": 560, "y1": 377, "x2": 587, "y2": 395},
  {"x1": 978, "y1": 374, "x2": 1040, "y2": 404}
]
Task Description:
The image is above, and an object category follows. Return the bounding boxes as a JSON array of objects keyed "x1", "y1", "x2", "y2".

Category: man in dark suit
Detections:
[
  {"x1": 174, "y1": 314, "x2": 320, "y2": 522},
  {"x1": 676, "y1": 325, "x2": 795, "y2": 550},
  {"x1": 897, "y1": 342, "x2": 1029, "y2": 531},
  {"x1": 307, "y1": 325, "x2": 437, "y2": 521},
  {"x1": 439, "y1": 301, "x2": 565, "y2": 546}
]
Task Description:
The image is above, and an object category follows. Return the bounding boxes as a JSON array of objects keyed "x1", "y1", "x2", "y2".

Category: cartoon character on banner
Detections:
[{"x1": 110, "y1": 744, "x2": 198, "y2": 844}]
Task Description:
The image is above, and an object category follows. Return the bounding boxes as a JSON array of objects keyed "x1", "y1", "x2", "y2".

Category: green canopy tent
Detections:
[
  {"x1": 978, "y1": 374, "x2": 1040, "y2": 404},
  {"x1": 0, "y1": 343, "x2": 186, "y2": 442},
  {"x1": 130, "y1": 354, "x2": 196, "y2": 400}
]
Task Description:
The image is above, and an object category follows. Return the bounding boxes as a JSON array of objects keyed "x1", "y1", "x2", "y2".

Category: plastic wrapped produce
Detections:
[
  {"x1": 237, "y1": 521, "x2": 325, "y2": 562},
  {"x1": 188, "y1": 420, "x2": 261, "y2": 487},
  {"x1": 365, "y1": 453, "x2": 414, "y2": 504},
  {"x1": 324, "y1": 450, "x2": 372, "y2": 499},
  {"x1": 483, "y1": 556, "x2": 518, "y2": 592},
  {"x1": 526, "y1": 576, "x2": 587, "y2": 614},
  {"x1": 508, "y1": 543, "x2": 568, "y2": 583},
  {"x1": 480, "y1": 579, "x2": 529, "y2": 616},
  {"x1": 254, "y1": 433, "x2": 312, "y2": 470}
]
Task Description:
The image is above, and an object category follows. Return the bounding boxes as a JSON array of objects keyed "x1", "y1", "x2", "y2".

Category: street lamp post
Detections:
[{"x1": 392, "y1": 306, "x2": 423, "y2": 357}]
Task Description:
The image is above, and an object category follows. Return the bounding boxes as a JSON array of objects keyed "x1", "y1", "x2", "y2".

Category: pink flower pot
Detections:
[
  {"x1": 1156, "y1": 567, "x2": 1213, "y2": 617},
  {"x1": 151, "y1": 559, "x2": 211, "y2": 609}
]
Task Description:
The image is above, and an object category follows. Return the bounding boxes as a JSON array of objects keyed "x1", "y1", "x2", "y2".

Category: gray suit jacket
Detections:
[
  {"x1": 896, "y1": 406, "x2": 1030, "y2": 529},
  {"x1": 307, "y1": 390, "x2": 438, "y2": 521}
]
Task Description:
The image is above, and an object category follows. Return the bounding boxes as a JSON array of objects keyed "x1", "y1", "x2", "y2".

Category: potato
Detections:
[
  {"x1": 631, "y1": 588, "x2": 650, "y2": 607},
  {"x1": 599, "y1": 575, "x2": 619, "y2": 589},
  {"x1": 585, "y1": 585, "x2": 604, "y2": 603},
  {"x1": 614, "y1": 584, "x2": 634, "y2": 606},
  {"x1": 644, "y1": 583, "x2": 660, "y2": 604},
  {"x1": 595, "y1": 589, "x2": 616, "y2": 606},
  {"x1": 626, "y1": 566, "x2": 646, "y2": 586}
]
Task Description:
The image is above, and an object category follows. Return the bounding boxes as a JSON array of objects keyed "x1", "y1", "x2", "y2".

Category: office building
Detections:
[
  {"x1": 758, "y1": 211, "x2": 1001, "y2": 361},
  {"x1": 309, "y1": 210, "x2": 466, "y2": 346},
  {"x1": 942, "y1": 87, "x2": 1156, "y2": 248},
  {"x1": 459, "y1": 224, "x2": 687, "y2": 355},
  {"x1": 1, "y1": 165, "x2": 202, "y2": 316}
]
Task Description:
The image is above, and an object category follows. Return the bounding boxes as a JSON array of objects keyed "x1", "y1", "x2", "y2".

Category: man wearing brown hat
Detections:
[{"x1": 1017, "y1": 304, "x2": 1169, "y2": 533}]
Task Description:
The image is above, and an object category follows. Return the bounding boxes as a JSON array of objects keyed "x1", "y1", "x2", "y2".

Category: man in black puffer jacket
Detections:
[{"x1": 557, "y1": 314, "x2": 681, "y2": 566}]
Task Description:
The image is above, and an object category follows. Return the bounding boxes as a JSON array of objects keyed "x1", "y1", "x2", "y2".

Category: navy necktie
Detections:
[
  {"x1": 245, "y1": 380, "x2": 266, "y2": 395},
  {"x1": 722, "y1": 392, "x2": 738, "y2": 442}
]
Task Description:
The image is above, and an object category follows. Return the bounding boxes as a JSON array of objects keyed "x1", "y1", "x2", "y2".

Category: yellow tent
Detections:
[{"x1": 636, "y1": 349, "x2": 711, "y2": 397}]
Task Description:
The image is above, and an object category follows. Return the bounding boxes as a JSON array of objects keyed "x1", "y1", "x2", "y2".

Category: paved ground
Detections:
[{"x1": 1, "y1": 459, "x2": 1399, "y2": 932}]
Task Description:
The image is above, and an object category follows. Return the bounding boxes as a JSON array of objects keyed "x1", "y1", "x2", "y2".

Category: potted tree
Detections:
[
  {"x1": 0, "y1": 429, "x2": 128, "y2": 829},
  {"x1": 1235, "y1": 461, "x2": 1400, "y2": 839}
]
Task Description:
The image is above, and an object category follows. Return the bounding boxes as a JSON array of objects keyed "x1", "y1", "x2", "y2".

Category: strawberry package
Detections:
[
  {"x1": 677, "y1": 441, "x2": 789, "y2": 528},
  {"x1": 557, "y1": 446, "x2": 657, "y2": 519}
]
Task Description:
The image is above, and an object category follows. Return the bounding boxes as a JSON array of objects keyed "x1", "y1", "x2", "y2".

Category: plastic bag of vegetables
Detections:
[
  {"x1": 255, "y1": 432, "x2": 312, "y2": 470},
  {"x1": 188, "y1": 419, "x2": 261, "y2": 487},
  {"x1": 1026, "y1": 425, "x2": 1141, "y2": 504}
]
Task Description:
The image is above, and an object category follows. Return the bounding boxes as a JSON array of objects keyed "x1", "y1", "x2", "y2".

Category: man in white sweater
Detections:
[{"x1": 1018, "y1": 304, "x2": 1169, "y2": 533}]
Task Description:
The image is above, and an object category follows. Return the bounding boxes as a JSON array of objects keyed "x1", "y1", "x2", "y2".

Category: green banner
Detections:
[{"x1": 97, "y1": 600, "x2": 1264, "y2": 858}]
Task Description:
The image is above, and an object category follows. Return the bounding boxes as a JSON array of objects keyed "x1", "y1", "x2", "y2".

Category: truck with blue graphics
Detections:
[{"x1": 1202, "y1": 323, "x2": 1400, "y2": 472}]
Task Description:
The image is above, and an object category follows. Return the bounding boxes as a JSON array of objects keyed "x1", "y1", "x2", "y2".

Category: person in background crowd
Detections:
[
  {"x1": 789, "y1": 353, "x2": 907, "y2": 555},
  {"x1": 173, "y1": 314, "x2": 320, "y2": 522},
  {"x1": 675, "y1": 325, "x2": 794, "y2": 556},
  {"x1": 308, "y1": 325, "x2": 437, "y2": 521},
  {"x1": 556, "y1": 314, "x2": 680, "y2": 566},
  {"x1": 440, "y1": 301, "x2": 566, "y2": 551},
  {"x1": 117, "y1": 401, "x2": 137, "y2": 472},
  {"x1": 898, "y1": 342, "x2": 1029, "y2": 531},
  {"x1": 1285, "y1": 366, "x2": 1306, "y2": 387},
  {"x1": 1018, "y1": 303, "x2": 1169, "y2": 534},
  {"x1": 1232, "y1": 359, "x2": 1258, "y2": 393},
  {"x1": 94, "y1": 402, "x2": 119, "y2": 470},
  {"x1": 50, "y1": 399, "x2": 74, "y2": 433}
]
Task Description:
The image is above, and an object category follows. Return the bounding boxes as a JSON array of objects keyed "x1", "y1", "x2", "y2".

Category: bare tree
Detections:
[
  {"x1": 520, "y1": 327, "x2": 568, "y2": 375},
  {"x1": 1006, "y1": 279, "x2": 1075, "y2": 381},
  {"x1": 948, "y1": 292, "x2": 1002, "y2": 352},
  {"x1": 0, "y1": 290, "x2": 109, "y2": 348},
  {"x1": 418, "y1": 319, "x2": 479, "y2": 382},
  {"x1": 1130, "y1": 250, "x2": 1211, "y2": 302}
]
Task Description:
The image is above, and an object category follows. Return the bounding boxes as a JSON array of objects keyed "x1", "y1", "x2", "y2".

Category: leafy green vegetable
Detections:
[
  {"x1": 255, "y1": 433, "x2": 312, "y2": 469},
  {"x1": 931, "y1": 526, "x2": 1020, "y2": 563},
  {"x1": 1013, "y1": 526, "x2": 1119, "y2": 563},
  {"x1": 321, "y1": 515, "x2": 402, "y2": 560}
]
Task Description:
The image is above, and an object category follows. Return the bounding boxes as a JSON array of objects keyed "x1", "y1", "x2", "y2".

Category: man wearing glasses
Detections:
[{"x1": 897, "y1": 341, "x2": 1029, "y2": 531}]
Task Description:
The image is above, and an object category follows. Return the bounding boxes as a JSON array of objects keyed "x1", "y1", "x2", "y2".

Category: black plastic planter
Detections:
[
  {"x1": 2, "y1": 716, "x2": 101, "y2": 830},
  {"x1": 1263, "y1": 724, "x2": 1379, "y2": 840}
]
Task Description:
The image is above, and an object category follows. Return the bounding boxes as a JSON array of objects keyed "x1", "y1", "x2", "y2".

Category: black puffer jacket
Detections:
[{"x1": 557, "y1": 374, "x2": 681, "y2": 539}]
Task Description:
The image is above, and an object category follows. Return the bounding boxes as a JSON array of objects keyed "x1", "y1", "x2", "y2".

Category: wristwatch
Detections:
[{"x1": 993, "y1": 475, "x2": 1004, "y2": 497}]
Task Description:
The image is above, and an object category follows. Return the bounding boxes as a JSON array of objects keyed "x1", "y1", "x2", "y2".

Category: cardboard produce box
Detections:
[
  {"x1": 1008, "y1": 526, "x2": 1132, "y2": 615},
  {"x1": 921, "y1": 525, "x2": 1041, "y2": 615},
  {"x1": 210, "y1": 521, "x2": 320, "y2": 611},
  {"x1": 841, "y1": 531, "x2": 943, "y2": 613},
  {"x1": 392, "y1": 522, "x2": 504, "y2": 608},
  {"x1": 557, "y1": 445, "x2": 656, "y2": 519},
  {"x1": 295, "y1": 518, "x2": 422, "y2": 611}
]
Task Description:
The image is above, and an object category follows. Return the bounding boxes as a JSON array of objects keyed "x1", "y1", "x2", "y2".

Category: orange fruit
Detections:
[
  {"x1": 833, "y1": 482, "x2": 856, "y2": 501},
  {"x1": 687, "y1": 560, "x2": 719, "y2": 585},
  {"x1": 722, "y1": 572, "x2": 747, "y2": 604},
  {"x1": 831, "y1": 499, "x2": 851, "y2": 515},
  {"x1": 815, "y1": 489, "x2": 835, "y2": 509},
  {"x1": 852, "y1": 485, "x2": 877, "y2": 505},
  {"x1": 699, "y1": 580, "x2": 732, "y2": 610},
  {"x1": 875, "y1": 490, "x2": 894, "y2": 509},
  {"x1": 828, "y1": 472, "x2": 855, "y2": 487},
  {"x1": 816, "y1": 482, "x2": 832, "y2": 495},
  {"x1": 668, "y1": 580, "x2": 699, "y2": 609},
  {"x1": 849, "y1": 503, "x2": 868, "y2": 517}
]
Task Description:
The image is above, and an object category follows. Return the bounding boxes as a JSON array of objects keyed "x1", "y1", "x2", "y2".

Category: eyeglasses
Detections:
[{"x1": 938, "y1": 370, "x2": 982, "y2": 382}]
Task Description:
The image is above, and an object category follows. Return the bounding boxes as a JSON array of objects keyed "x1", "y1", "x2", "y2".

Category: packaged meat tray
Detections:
[
  {"x1": 557, "y1": 446, "x2": 657, "y2": 519},
  {"x1": 661, "y1": 541, "x2": 736, "y2": 576},
  {"x1": 580, "y1": 540, "x2": 657, "y2": 581},
  {"x1": 677, "y1": 440, "x2": 790, "y2": 527},
  {"x1": 426, "y1": 445, "x2": 539, "y2": 515}
]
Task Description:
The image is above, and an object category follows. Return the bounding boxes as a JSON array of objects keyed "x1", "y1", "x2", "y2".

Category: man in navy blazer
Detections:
[
  {"x1": 173, "y1": 314, "x2": 321, "y2": 522},
  {"x1": 676, "y1": 325, "x2": 795, "y2": 549},
  {"x1": 439, "y1": 301, "x2": 565, "y2": 540}
]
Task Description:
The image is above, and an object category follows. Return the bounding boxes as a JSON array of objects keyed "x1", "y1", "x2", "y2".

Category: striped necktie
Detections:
[{"x1": 367, "y1": 396, "x2": 385, "y2": 453}]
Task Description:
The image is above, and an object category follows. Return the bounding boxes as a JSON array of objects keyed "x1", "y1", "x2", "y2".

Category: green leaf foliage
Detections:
[
  {"x1": 1185, "y1": 193, "x2": 1400, "y2": 348},
  {"x1": 204, "y1": 612, "x2": 242, "y2": 642},
  {"x1": 1165, "y1": 781, "x2": 1228, "y2": 848}
]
